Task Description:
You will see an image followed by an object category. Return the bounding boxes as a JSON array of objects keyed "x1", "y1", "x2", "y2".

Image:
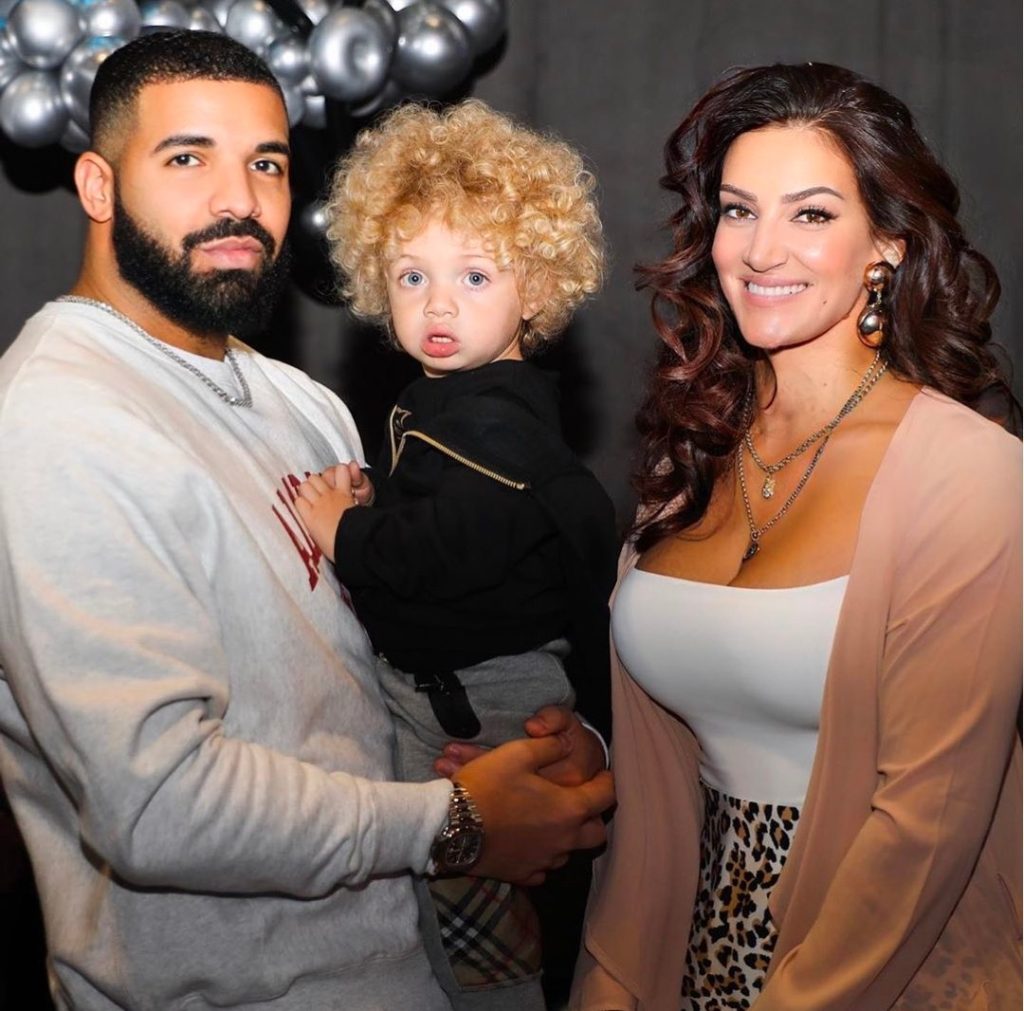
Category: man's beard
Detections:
[{"x1": 112, "y1": 193, "x2": 291, "y2": 341}]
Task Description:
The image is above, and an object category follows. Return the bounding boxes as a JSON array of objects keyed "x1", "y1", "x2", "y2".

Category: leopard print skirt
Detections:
[{"x1": 681, "y1": 782, "x2": 801, "y2": 1010}]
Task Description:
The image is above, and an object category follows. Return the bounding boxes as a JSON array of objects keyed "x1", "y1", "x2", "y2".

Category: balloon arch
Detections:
[
  {"x1": 0, "y1": 0, "x2": 507, "y2": 266},
  {"x1": 0, "y1": 0, "x2": 507, "y2": 147}
]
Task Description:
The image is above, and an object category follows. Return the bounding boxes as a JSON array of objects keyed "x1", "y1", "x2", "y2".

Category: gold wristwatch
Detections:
[{"x1": 429, "y1": 781, "x2": 484, "y2": 876}]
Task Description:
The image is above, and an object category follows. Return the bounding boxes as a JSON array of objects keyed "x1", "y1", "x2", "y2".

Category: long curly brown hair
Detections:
[{"x1": 632, "y1": 62, "x2": 1011, "y2": 552}]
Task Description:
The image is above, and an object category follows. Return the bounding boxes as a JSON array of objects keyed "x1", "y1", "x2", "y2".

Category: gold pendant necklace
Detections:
[
  {"x1": 745, "y1": 351, "x2": 885, "y2": 499},
  {"x1": 738, "y1": 353, "x2": 888, "y2": 563}
]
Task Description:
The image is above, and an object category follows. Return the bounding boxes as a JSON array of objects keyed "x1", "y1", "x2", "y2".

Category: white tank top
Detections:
[{"x1": 611, "y1": 568, "x2": 848, "y2": 805}]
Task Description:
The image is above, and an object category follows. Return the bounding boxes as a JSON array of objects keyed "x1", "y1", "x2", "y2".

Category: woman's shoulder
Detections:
[
  {"x1": 908, "y1": 387, "x2": 1018, "y2": 446},
  {"x1": 876, "y1": 388, "x2": 1021, "y2": 543},
  {"x1": 896, "y1": 388, "x2": 1020, "y2": 477}
]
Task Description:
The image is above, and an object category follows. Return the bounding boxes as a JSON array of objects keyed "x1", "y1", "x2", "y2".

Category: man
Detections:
[{"x1": 0, "y1": 31, "x2": 613, "y2": 1011}]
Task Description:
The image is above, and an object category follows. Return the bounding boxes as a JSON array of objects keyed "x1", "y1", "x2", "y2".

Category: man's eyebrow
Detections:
[
  {"x1": 256, "y1": 141, "x2": 291, "y2": 157},
  {"x1": 718, "y1": 183, "x2": 845, "y2": 203},
  {"x1": 153, "y1": 134, "x2": 213, "y2": 154},
  {"x1": 151, "y1": 137, "x2": 292, "y2": 157}
]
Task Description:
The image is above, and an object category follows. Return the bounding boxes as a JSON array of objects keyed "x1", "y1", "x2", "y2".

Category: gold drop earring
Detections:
[{"x1": 857, "y1": 261, "x2": 894, "y2": 348}]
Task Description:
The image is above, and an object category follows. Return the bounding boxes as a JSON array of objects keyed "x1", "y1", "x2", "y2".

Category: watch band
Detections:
[{"x1": 429, "y1": 781, "x2": 484, "y2": 876}]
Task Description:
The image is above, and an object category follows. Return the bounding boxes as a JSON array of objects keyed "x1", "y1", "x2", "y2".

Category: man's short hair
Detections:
[{"x1": 89, "y1": 30, "x2": 284, "y2": 158}]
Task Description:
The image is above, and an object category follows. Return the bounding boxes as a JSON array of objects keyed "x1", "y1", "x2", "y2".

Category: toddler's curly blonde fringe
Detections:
[{"x1": 325, "y1": 99, "x2": 604, "y2": 353}]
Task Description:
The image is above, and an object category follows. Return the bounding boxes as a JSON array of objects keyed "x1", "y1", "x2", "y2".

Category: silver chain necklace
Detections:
[
  {"x1": 737, "y1": 434, "x2": 830, "y2": 562},
  {"x1": 57, "y1": 295, "x2": 252, "y2": 409},
  {"x1": 737, "y1": 353, "x2": 888, "y2": 563},
  {"x1": 744, "y1": 350, "x2": 886, "y2": 499}
]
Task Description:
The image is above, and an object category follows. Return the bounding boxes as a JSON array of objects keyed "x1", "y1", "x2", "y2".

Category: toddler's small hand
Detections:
[{"x1": 295, "y1": 470, "x2": 356, "y2": 563}]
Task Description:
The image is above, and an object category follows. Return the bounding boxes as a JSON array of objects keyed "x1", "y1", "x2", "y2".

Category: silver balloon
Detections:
[
  {"x1": 0, "y1": 69, "x2": 68, "y2": 146},
  {"x1": 0, "y1": 29, "x2": 26, "y2": 91},
  {"x1": 308, "y1": 6, "x2": 392, "y2": 103},
  {"x1": 200, "y1": 0, "x2": 234, "y2": 28},
  {"x1": 139, "y1": 0, "x2": 191, "y2": 29},
  {"x1": 294, "y1": 0, "x2": 329, "y2": 27},
  {"x1": 392, "y1": 2, "x2": 471, "y2": 95},
  {"x1": 77, "y1": 0, "x2": 141, "y2": 40},
  {"x1": 301, "y1": 91, "x2": 323, "y2": 127},
  {"x1": 349, "y1": 77, "x2": 402, "y2": 118},
  {"x1": 437, "y1": 0, "x2": 504, "y2": 55},
  {"x1": 59, "y1": 114, "x2": 88, "y2": 150},
  {"x1": 363, "y1": 0, "x2": 396, "y2": 37},
  {"x1": 6, "y1": 0, "x2": 84, "y2": 70},
  {"x1": 276, "y1": 81, "x2": 303, "y2": 125},
  {"x1": 224, "y1": 0, "x2": 285, "y2": 55},
  {"x1": 298, "y1": 71, "x2": 318, "y2": 95},
  {"x1": 59, "y1": 35, "x2": 120, "y2": 130},
  {"x1": 266, "y1": 33, "x2": 307, "y2": 86},
  {"x1": 188, "y1": 5, "x2": 222, "y2": 32},
  {"x1": 299, "y1": 199, "x2": 329, "y2": 240}
]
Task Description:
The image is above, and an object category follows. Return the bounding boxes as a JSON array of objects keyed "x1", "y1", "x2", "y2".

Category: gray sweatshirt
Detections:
[{"x1": 0, "y1": 302, "x2": 452, "y2": 1010}]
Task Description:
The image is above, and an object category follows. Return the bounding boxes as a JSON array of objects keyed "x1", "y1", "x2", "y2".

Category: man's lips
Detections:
[
  {"x1": 202, "y1": 237, "x2": 264, "y2": 252},
  {"x1": 194, "y1": 238, "x2": 265, "y2": 268},
  {"x1": 183, "y1": 217, "x2": 276, "y2": 253}
]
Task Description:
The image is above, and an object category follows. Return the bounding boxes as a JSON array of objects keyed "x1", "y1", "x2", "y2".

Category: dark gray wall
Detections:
[{"x1": 1, "y1": 0, "x2": 1019, "y2": 523}]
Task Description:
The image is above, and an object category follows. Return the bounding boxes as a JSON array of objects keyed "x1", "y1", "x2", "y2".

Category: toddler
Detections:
[{"x1": 296, "y1": 100, "x2": 616, "y2": 1010}]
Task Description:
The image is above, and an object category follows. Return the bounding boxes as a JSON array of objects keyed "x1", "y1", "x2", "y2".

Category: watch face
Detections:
[{"x1": 444, "y1": 831, "x2": 483, "y2": 871}]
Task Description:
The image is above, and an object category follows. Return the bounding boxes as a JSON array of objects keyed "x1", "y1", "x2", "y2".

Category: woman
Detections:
[{"x1": 571, "y1": 63, "x2": 1021, "y2": 1010}]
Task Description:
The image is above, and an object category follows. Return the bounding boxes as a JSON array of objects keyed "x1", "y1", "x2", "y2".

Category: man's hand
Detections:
[
  {"x1": 295, "y1": 469, "x2": 357, "y2": 562},
  {"x1": 523, "y1": 706, "x2": 607, "y2": 787},
  {"x1": 342, "y1": 461, "x2": 375, "y2": 506},
  {"x1": 453, "y1": 734, "x2": 614, "y2": 886},
  {"x1": 433, "y1": 706, "x2": 606, "y2": 788}
]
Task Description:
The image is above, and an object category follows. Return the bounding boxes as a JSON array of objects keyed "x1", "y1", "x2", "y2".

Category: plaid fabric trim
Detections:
[{"x1": 427, "y1": 875, "x2": 542, "y2": 989}]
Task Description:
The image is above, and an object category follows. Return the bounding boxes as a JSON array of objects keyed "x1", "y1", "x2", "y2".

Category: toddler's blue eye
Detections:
[
  {"x1": 403, "y1": 271, "x2": 424, "y2": 286},
  {"x1": 466, "y1": 271, "x2": 487, "y2": 286}
]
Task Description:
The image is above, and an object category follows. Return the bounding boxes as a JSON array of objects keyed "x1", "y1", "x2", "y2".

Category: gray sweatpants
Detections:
[
  {"x1": 377, "y1": 638, "x2": 574, "y2": 785},
  {"x1": 377, "y1": 640, "x2": 574, "y2": 1011}
]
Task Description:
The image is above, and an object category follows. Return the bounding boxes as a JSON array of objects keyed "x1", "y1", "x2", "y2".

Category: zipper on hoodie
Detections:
[{"x1": 390, "y1": 427, "x2": 529, "y2": 491}]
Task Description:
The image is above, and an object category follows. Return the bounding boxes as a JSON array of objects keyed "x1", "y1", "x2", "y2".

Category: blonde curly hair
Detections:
[{"x1": 325, "y1": 99, "x2": 605, "y2": 353}]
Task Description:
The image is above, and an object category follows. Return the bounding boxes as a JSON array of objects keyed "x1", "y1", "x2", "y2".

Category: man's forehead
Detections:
[{"x1": 132, "y1": 78, "x2": 289, "y2": 146}]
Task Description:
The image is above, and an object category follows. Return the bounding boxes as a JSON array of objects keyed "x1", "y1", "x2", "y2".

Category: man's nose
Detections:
[{"x1": 211, "y1": 166, "x2": 261, "y2": 220}]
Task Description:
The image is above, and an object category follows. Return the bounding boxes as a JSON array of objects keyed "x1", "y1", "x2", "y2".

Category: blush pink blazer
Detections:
[{"x1": 572, "y1": 390, "x2": 1022, "y2": 1011}]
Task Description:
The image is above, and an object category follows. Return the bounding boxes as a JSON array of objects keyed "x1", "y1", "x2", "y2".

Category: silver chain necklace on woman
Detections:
[
  {"x1": 744, "y1": 350, "x2": 885, "y2": 499},
  {"x1": 737, "y1": 353, "x2": 888, "y2": 563},
  {"x1": 57, "y1": 295, "x2": 253, "y2": 409}
]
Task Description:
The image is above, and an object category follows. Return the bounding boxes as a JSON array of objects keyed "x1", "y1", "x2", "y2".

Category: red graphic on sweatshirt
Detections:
[{"x1": 273, "y1": 474, "x2": 322, "y2": 591}]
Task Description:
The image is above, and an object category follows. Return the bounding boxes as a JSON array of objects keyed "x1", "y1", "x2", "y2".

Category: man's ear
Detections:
[{"x1": 74, "y1": 151, "x2": 115, "y2": 224}]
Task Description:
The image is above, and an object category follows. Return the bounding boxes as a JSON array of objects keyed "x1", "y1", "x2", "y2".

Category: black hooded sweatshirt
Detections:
[{"x1": 333, "y1": 360, "x2": 617, "y2": 738}]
